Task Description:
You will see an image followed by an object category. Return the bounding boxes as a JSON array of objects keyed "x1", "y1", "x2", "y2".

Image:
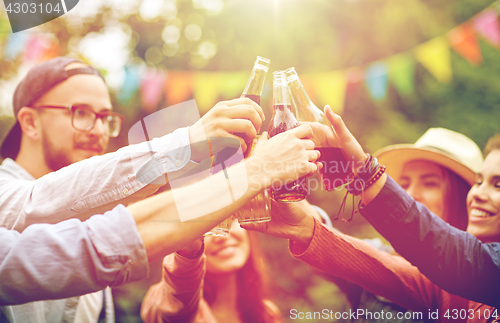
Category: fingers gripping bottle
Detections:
[
  {"x1": 267, "y1": 70, "x2": 307, "y2": 202},
  {"x1": 285, "y1": 67, "x2": 351, "y2": 191}
]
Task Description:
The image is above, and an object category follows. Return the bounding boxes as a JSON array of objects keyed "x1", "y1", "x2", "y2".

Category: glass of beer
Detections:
[
  {"x1": 236, "y1": 189, "x2": 272, "y2": 224},
  {"x1": 236, "y1": 135, "x2": 272, "y2": 224},
  {"x1": 204, "y1": 216, "x2": 233, "y2": 237}
]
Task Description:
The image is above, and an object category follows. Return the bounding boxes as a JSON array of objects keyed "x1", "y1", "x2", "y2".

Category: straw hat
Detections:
[{"x1": 374, "y1": 128, "x2": 483, "y2": 186}]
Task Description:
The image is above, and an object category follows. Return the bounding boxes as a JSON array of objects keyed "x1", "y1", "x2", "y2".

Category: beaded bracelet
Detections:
[{"x1": 334, "y1": 155, "x2": 386, "y2": 222}]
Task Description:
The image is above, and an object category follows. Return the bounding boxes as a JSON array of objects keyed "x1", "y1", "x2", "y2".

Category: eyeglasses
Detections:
[{"x1": 30, "y1": 104, "x2": 124, "y2": 138}]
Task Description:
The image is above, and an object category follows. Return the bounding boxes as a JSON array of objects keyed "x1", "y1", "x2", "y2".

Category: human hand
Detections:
[
  {"x1": 240, "y1": 200, "x2": 315, "y2": 247},
  {"x1": 189, "y1": 98, "x2": 265, "y2": 161},
  {"x1": 302, "y1": 121, "x2": 340, "y2": 148},
  {"x1": 246, "y1": 125, "x2": 320, "y2": 189},
  {"x1": 324, "y1": 105, "x2": 368, "y2": 175},
  {"x1": 176, "y1": 238, "x2": 204, "y2": 259}
]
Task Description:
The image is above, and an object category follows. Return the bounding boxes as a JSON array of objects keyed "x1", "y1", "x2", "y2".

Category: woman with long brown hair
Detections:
[{"x1": 141, "y1": 217, "x2": 282, "y2": 323}]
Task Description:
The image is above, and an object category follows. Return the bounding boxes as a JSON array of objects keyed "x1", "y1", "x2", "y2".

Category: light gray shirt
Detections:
[
  {"x1": 0, "y1": 205, "x2": 148, "y2": 321},
  {"x1": 0, "y1": 126, "x2": 195, "y2": 322}
]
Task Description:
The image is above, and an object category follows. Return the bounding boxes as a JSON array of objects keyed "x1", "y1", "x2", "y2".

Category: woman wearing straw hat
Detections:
[
  {"x1": 330, "y1": 127, "x2": 483, "y2": 322},
  {"x1": 374, "y1": 127, "x2": 482, "y2": 231}
]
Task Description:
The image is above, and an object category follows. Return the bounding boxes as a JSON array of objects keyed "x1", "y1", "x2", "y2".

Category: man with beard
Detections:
[{"x1": 0, "y1": 57, "x2": 271, "y2": 322}]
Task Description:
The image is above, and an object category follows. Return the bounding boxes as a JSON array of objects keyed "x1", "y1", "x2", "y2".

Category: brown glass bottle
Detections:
[
  {"x1": 285, "y1": 67, "x2": 352, "y2": 191},
  {"x1": 268, "y1": 71, "x2": 307, "y2": 202}
]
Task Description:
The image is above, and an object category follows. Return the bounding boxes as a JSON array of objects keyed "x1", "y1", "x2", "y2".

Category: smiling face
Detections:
[
  {"x1": 34, "y1": 70, "x2": 111, "y2": 171},
  {"x1": 466, "y1": 150, "x2": 500, "y2": 243},
  {"x1": 205, "y1": 218, "x2": 251, "y2": 275},
  {"x1": 399, "y1": 160, "x2": 448, "y2": 219}
]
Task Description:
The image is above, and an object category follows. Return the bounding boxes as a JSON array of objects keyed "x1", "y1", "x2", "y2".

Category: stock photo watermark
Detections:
[
  {"x1": 130, "y1": 99, "x2": 366, "y2": 223},
  {"x1": 289, "y1": 308, "x2": 499, "y2": 321},
  {"x1": 3, "y1": 0, "x2": 79, "y2": 32}
]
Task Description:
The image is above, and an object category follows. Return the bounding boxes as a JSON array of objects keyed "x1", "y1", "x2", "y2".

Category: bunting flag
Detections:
[
  {"x1": 365, "y1": 62, "x2": 389, "y2": 101},
  {"x1": 345, "y1": 67, "x2": 365, "y2": 97},
  {"x1": 219, "y1": 72, "x2": 248, "y2": 99},
  {"x1": 447, "y1": 23, "x2": 482, "y2": 66},
  {"x1": 44, "y1": 1, "x2": 500, "y2": 115},
  {"x1": 40, "y1": 38, "x2": 60, "y2": 61},
  {"x1": 140, "y1": 69, "x2": 166, "y2": 112},
  {"x1": 3, "y1": 32, "x2": 28, "y2": 61},
  {"x1": 23, "y1": 35, "x2": 48, "y2": 64},
  {"x1": 387, "y1": 54, "x2": 415, "y2": 95},
  {"x1": 473, "y1": 9, "x2": 500, "y2": 48},
  {"x1": 414, "y1": 37, "x2": 452, "y2": 83},
  {"x1": 164, "y1": 71, "x2": 193, "y2": 107},
  {"x1": 193, "y1": 72, "x2": 221, "y2": 113},
  {"x1": 118, "y1": 65, "x2": 141, "y2": 105},
  {"x1": 0, "y1": 18, "x2": 11, "y2": 42},
  {"x1": 311, "y1": 71, "x2": 347, "y2": 114}
]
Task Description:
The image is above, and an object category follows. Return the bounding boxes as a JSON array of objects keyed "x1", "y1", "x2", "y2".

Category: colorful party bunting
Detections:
[
  {"x1": 23, "y1": 36, "x2": 48, "y2": 64},
  {"x1": 118, "y1": 65, "x2": 141, "y2": 105},
  {"x1": 311, "y1": 71, "x2": 347, "y2": 114},
  {"x1": 40, "y1": 38, "x2": 60, "y2": 61},
  {"x1": 0, "y1": 18, "x2": 11, "y2": 42},
  {"x1": 345, "y1": 67, "x2": 365, "y2": 97},
  {"x1": 140, "y1": 69, "x2": 166, "y2": 112},
  {"x1": 447, "y1": 23, "x2": 482, "y2": 66},
  {"x1": 164, "y1": 71, "x2": 193, "y2": 107},
  {"x1": 414, "y1": 37, "x2": 452, "y2": 83},
  {"x1": 388, "y1": 54, "x2": 415, "y2": 95},
  {"x1": 219, "y1": 72, "x2": 248, "y2": 99},
  {"x1": 193, "y1": 72, "x2": 221, "y2": 113},
  {"x1": 3, "y1": 32, "x2": 28, "y2": 61},
  {"x1": 365, "y1": 62, "x2": 389, "y2": 101},
  {"x1": 473, "y1": 9, "x2": 500, "y2": 48}
]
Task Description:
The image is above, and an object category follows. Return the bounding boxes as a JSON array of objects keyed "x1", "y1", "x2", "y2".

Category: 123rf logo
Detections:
[{"x1": 3, "y1": 0, "x2": 79, "y2": 32}]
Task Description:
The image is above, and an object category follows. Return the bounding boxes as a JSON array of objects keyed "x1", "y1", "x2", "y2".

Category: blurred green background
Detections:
[{"x1": 1, "y1": 0, "x2": 500, "y2": 322}]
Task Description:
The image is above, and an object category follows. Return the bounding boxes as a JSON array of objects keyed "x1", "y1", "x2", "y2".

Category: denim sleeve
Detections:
[
  {"x1": 360, "y1": 175, "x2": 500, "y2": 308},
  {"x1": 0, "y1": 205, "x2": 148, "y2": 305}
]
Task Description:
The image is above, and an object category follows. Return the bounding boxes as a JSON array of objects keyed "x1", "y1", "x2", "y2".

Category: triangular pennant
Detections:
[
  {"x1": 414, "y1": 37, "x2": 452, "y2": 83},
  {"x1": 23, "y1": 35, "x2": 43, "y2": 63},
  {"x1": 3, "y1": 32, "x2": 28, "y2": 61},
  {"x1": 40, "y1": 38, "x2": 60, "y2": 61},
  {"x1": 345, "y1": 67, "x2": 365, "y2": 96},
  {"x1": 164, "y1": 71, "x2": 193, "y2": 107},
  {"x1": 219, "y1": 72, "x2": 248, "y2": 99},
  {"x1": 365, "y1": 62, "x2": 389, "y2": 101},
  {"x1": 311, "y1": 71, "x2": 347, "y2": 114},
  {"x1": 0, "y1": 16, "x2": 11, "y2": 36},
  {"x1": 473, "y1": 9, "x2": 500, "y2": 48},
  {"x1": 388, "y1": 53, "x2": 415, "y2": 95},
  {"x1": 447, "y1": 23, "x2": 482, "y2": 66},
  {"x1": 118, "y1": 65, "x2": 141, "y2": 105},
  {"x1": 193, "y1": 72, "x2": 221, "y2": 113},
  {"x1": 140, "y1": 69, "x2": 166, "y2": 113}
]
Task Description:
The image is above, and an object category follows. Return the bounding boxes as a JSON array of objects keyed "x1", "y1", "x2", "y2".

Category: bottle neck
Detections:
[
  {"x1": 288, "y1": 78, "x2": 315, "y2": 107},
  {"x1": 242, "y1": 67, "x2": 268, "y2": 97},
  {"x1": 288, "y1": 78, "x2": 327, "y2": 124}
]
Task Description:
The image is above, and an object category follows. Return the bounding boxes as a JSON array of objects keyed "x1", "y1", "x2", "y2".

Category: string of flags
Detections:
[{"x1": 2, "y1": 4, "x2": 500, "y2": 114}]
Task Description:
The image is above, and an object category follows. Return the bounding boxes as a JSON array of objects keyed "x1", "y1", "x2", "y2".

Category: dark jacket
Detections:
[{"x1": 360, "y1": 176, "x2": 500, "y2": 308}]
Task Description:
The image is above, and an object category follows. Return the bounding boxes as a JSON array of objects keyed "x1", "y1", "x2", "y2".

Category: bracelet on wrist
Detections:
[{"x1": 334, "y1": 154, "x2": 385, "y2": 222}]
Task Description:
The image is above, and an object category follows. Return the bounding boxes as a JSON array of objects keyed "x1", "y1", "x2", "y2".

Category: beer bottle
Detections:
[
  {"x1": 241, "y1": 56, "x2": 271, "y2": 105},
  {"x1": 285, "y1": 67, "x2": 352, "y2": 191},
  {"x1": 268, "y1": 70, "x2": 307, "y2": 202}
]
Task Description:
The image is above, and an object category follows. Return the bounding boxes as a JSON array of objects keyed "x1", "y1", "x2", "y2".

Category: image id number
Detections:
[{"x1": 6, "y1": 2, "x2": 62, "y2": 14}]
